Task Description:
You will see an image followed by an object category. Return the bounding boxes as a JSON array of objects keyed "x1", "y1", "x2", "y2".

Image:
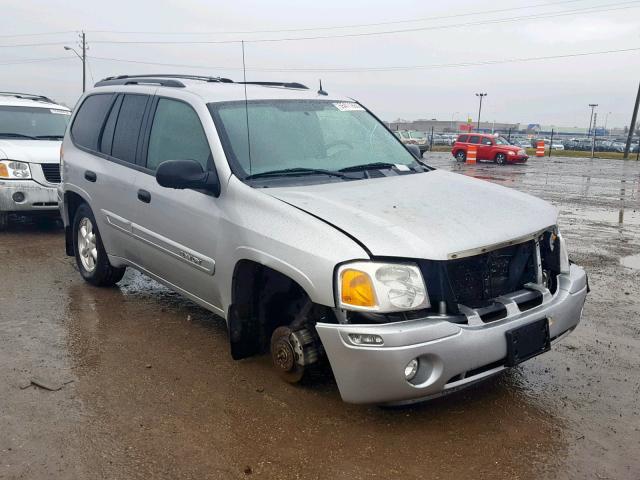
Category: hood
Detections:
[
  {"x1": 0, "y1": 140, "x2": 61, "y2": 164},
  {"x1": 266, "y1": 170, "x2": 557, "y2": 260}
]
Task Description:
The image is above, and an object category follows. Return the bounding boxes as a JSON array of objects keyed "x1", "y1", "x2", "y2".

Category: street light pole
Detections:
[
  {"x1": 475, "y1": 93, "x2": 487, "y2": 132},
  {"x1": 587, "y1": 103, "x2": 598, "y2": 137},
  {"x1": 64, "y1": 31, "x2": 87, "y2": 93},
  {"x1": 450, "y1": 111, "x2": 459, "y2": 132},
  {"x1": 604, "y1": 111, "x2": 612, "y2": 134}
]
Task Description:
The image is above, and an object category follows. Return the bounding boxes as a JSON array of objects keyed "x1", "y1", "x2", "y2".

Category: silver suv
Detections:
[
  {"x1": 0, "y1": 92, "x2": 70, "y2": 229},
  {"x1": 60, "y1": 74, "x2": 588, "y2": 405}
]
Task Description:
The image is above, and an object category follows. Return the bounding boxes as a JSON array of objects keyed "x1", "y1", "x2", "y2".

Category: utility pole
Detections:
[
  {"x1": 64, "y1": 31, "x2": 87, "y2": 93},
  {"x1": 81, "y1": 31, "x2": 86, "y2": 93},
  {"x1": 587, "y1": 103, "x2": 598, "y2": 137},
  {"x1": 475, "y1": 93, "x2": 487, "y2": 132},
  {"x1": 623, "y1": 81, "x2": 640, "y2": 159}
]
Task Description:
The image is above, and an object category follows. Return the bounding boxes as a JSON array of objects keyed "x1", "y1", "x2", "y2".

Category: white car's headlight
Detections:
[
  {"x1": 336, "y1": 261, "x2": 429, "y2": 312},
  {"x1": 0, "y1": 160, "x2": 31, "y2": 179}
]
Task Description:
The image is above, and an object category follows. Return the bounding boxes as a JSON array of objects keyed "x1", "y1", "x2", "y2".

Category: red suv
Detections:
[{"x1": 451, "y1": 134, "x2": 528, "y2": 164}]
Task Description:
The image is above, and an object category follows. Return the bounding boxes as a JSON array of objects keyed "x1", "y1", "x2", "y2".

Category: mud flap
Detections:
[{"x1": 228, "y1": 303, "x2": 260, "y2": 360}]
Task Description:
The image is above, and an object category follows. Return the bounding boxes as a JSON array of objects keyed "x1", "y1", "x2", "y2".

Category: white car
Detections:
[{"x1": 0, "y1": 92, "x2": 70, "y2": 229}]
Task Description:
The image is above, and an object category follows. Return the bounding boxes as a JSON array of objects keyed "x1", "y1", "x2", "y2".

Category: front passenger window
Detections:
[{"x1": 147, "y1": 99, "x2": 212, "y2": 172}]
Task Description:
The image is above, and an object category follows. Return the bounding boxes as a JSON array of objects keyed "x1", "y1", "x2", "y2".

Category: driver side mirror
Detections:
[{"x1": 156, "y1": 160, "x2": 221, "y2": 197}]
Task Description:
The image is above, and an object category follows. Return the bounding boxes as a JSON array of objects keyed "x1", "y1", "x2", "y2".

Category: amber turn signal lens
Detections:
[
  {"x1": 0, "y1": 163, "x2": 9, "y2": 178},
  {"x1": 341, "y1": 269, "x2": 377, "y2": 308}
]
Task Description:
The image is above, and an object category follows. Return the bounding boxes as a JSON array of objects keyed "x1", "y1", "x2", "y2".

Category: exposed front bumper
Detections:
[
  {"x1": 0, "y1": 179, "x2": 59, "y2": 212},
  {"x1": 316, "y1": 264, "x2": 587, "y2": 405},
  {"x1": 508, "y1": 155, "x2": 529, "y2": 163}
]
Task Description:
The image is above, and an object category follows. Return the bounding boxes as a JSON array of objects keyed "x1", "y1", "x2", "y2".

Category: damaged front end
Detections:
[{"x1": 314, "y1": 227, "x2": 587, "y2": 404}]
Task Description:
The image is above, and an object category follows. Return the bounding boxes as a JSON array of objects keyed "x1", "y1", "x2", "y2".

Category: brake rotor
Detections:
[{"x1": 270, "y1": 326, "x2": 305, "y2": 383}]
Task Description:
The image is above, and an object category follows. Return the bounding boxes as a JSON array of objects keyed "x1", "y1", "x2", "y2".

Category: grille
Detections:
[
  {"x1": 421, "y1": 241, "x2": 537, "y2": 310},
  {"x1": 41, "y1": 164, "x2": 61, "y2": 183}
]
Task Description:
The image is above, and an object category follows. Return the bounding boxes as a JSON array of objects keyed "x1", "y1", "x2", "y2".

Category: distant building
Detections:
[{"x1": 387, "y1": 119, "x2": 520, "y2": 134}]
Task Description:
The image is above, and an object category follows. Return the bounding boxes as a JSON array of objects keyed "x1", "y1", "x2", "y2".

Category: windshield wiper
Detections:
[
  {"x1": 339, "y1": 162, "x2": 401, "y2": 172},
  {"x1": 35, "y1": 134, "x2": 64, "y2": 140},
  {"x1": 245, "y1": 167, "x2": 352, "y2": 180},
  {"x1": 0, "y1": 133, "x2": 38, "y2": 139}
]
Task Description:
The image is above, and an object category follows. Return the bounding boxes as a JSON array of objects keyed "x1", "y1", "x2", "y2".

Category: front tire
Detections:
[
  {"x1": 495, "y1": 153, "x2": 507, "y2": 165},
  {"x1": 455, "y1": 150, "x2": 466, "y2": 162},
  {"x1": 73, "y1": 203, "x2": 125, "y2": 287}
]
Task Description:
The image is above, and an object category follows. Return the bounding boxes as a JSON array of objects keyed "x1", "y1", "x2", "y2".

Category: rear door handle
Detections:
[
  {"x1": 84, "y1": 170, "x2": 97, "y2": 182},
  {"x1": 137, "y1": 189, "x2": 151, "y2": 203}
]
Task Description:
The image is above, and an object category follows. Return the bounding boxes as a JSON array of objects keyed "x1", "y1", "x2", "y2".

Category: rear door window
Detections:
[
  {"x1": 469, "y1": 135, "x2": 480, "y2": 144},
  {"x1": 71, "y1": 94, "x2": 114, "y2": 150},
  {"x1": 111, "y1": 94, "x2": 149, "y2": 164},
  {"x1": 146, "y1": 98, "x2": 212, "y2": 172}
]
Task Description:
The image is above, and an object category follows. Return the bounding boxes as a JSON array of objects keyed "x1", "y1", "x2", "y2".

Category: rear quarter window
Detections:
[
  {"x1": 457, "y1": 135, "x2": 469, "y2": 143},
  {"x1": 71, "y1": 94, "x2": 114, "y2": 150}
]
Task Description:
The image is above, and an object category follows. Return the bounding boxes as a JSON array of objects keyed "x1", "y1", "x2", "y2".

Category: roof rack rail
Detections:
[
  {"x1": 236, "y1": 81, "x2": 309, "y2": 90},
  {"x1": 93, "y1": 75, "x2": 309, "y2": 91},
  {"x1": 0, "y1": 92, "x2": 56, "y2": 104},
  {"x1": 95, "y1": 74, "x2": 234, "y2": 88}
]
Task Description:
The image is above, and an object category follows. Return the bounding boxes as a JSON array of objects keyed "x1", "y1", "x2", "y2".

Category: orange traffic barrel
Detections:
[
  {"x1": 466, "y1": 145, "x2": 477, "y2": 164},
  {"x1": 536, "y1": 140, "x2": 545, "y2": 157}
]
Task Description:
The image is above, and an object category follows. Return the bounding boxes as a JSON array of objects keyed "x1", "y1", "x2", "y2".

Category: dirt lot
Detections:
[{"x1": 1, "y1": 154, "x2": 639, "y2": 480}]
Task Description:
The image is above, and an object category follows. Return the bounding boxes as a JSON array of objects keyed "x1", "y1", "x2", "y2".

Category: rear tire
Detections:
[
  {"x1": 0, "y1": 212, "x2": 8, "y2": 231},
  {"x1": 73, "y1": 203, "x2": 125, "y2": 287},
  {"x1": 455, "y1": 150, "x2": 466, "y2": 162},
  {"x1": 495, "y1": 153, "x2": 507, "y2": 165}
]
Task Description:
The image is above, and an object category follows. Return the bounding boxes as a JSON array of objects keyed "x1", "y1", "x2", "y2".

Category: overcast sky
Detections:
[{"x1": 1, "y1": 0, "x2": 638, "y2": 128}]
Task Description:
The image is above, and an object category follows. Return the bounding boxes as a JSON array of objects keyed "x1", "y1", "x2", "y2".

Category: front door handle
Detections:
[
  {"x1": 137, "y1": 189, "x2": 151, "y2": 203},
  {"x1": 84, "y1": 170, "x2": 97, "y2": 182}
]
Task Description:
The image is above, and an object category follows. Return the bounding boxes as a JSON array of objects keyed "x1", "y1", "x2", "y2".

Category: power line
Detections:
[
  {"x1": 0, "y1": 31, "x2": 78, "y2": 39},
  {"x1": 86, "y1": 0, "x2": 590, "y2": 35},
  {"x1": 88, "y1": 2, "x2": 640, "y2": 45},
  {"x1": 88, "y1": 47, "x2": 640, "y2": 73},
  {"x1": 0, "y1": 41, "x2": 71, "y2": 48},
  {"x1": 0, "y1": 56, "x2": 72, "y2": 65}
]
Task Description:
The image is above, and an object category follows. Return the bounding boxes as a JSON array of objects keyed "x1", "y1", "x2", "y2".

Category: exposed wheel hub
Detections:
[{"x1": 270, "y1": 326, "x2": 311, "y2": 383}]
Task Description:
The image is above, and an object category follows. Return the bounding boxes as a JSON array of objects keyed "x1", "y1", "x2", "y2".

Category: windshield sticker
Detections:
[
  {"x1": 333, "y1": 102, "x2": 364, "y2": 112},
  {"x1": 50, "y1": 109, "x2": 71, "y2": 115}
]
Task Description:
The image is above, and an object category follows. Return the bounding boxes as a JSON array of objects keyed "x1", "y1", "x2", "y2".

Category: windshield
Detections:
[
  {"x1": 209, "y1": 100, "x2": 418, "y2": 178},
  {"x1": 495, "y1": 136, "x2": 510, "y2": 145},
  {"x1": 0, "y1": 105, "x2": 70, "y2": 139},
  {"x1": 409, "y1": 131, "x2": 426, "y2": 139}
]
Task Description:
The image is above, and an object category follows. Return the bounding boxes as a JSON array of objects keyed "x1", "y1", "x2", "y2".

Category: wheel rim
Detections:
[
  {"x1": 497, "y1": 154, "x2": 505, "y2": 164},
  {"x1": 457, "y1": 152, "x2": 465, "y2": 160},
  {"x1": 77, "y1": 217, "x2": 98, "y2": 272}
]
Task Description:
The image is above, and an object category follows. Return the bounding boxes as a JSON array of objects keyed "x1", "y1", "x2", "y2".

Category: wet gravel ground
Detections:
[{"x1": 1, "y1": 154, "x2": 639, "y2": 480}]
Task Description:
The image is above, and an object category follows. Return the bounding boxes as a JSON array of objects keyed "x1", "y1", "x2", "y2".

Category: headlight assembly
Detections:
[
  {"x1": 0, "y1": 160, "x2": 31, "y2": 179},
  {"x1": 336, "y1": 261, "x2": 429, "y2": 312}
]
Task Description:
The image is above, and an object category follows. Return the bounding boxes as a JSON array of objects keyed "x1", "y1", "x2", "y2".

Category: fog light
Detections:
[
  {"x1": 404, "y1": 359, "x2": 419, "y2": 381},
  {"x1": 348, "y1": 333, "x2": 383, "y2": 345},
  {"x1": 12, "y1": 191, "x2": 25, "y2": 203}
]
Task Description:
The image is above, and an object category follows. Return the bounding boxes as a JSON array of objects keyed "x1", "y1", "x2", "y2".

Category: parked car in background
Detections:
[
  {"x1": 0, "y1": 92, "x2": 71, "y2": 230},
  {"x1": 407, "y1": 130, "x2": 430, "y2": 153},
  {"x1": 59, "y1": 74, "x2": 587, "y2": 405},
  {"x1": 452, "y1": 133, "x2": 528, "y2": 164}
]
